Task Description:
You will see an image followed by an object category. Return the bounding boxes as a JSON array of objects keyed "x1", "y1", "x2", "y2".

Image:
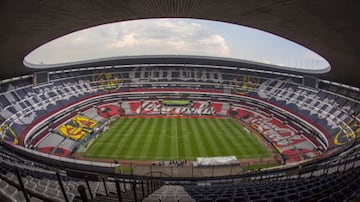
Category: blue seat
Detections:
[
  {"x1": 330, "y1": 192, "x2": 347, "y2": 201},
  {"x1": 198, "y1": 199, "x2": 213, "y2": 202},
  {"x1": 286, "y1": 193, "x2": 298, "y2": 201},
  {"x1": 270, "y1": 197, "x2": 287, "y2": 202},
  {"x1": 317, "y1": 196, "x2": 337, "y2": 202},
  {"x1": 215, "y1": 199, "x2": 231, "y2": 202},
  {"x1": 339, "y1": 186, "x2": 355, "y2": 199},
  {"x1": 233, "y1": 196, "x2": 248, "y2": 202}
]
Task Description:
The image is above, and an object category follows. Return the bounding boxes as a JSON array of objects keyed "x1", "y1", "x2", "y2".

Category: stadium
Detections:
[{"x1": 0, "y1": 1, "x2": 360, "y2": 202}]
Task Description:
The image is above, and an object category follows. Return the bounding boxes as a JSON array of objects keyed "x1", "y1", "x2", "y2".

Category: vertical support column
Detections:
[
  {"x1": 310, "y1": 166, "x2": 314, "y2": 178},
  {"x1": 140, "y1": 99, "x2": 144, "y2": 115},
  {"x1": 159, "y1": 100, "x2": 162, "y2": 115},
  {"x1": 151, "y1": 180, "x2": 155, "y2": 193},
  {"x1": 150, "y1": 164, "x2": 153, "y2": 177},
  {"x1": 122, "y1": 178, "x2": 127, "y2": 192},
  {"x1": 157, "y1": 178, "x2": 161, "y2": 190},
  {"x1": 146, "y1": 180, "x2": 150, "y2": 195},
  {"x1": 56, "y1": 172, "x2": 69, "y2": 202},
  {"x1": 16, "y1": 169, "x2": 30, "y2": 202},
  {"x1": 343, "y1": 157, "x2": 349, "y2": 172},
  {"x1": 336, "y1": 159, "x2": 341, "y2": 173},
  {"x1": 85, "y1": 179, "x2": 94, "y2": 199},
  {"x1": 141, "y1": 180, "x2": 145, "y2": 199},
  {"x1": 324, "y1": 162, "x2": 330, "y2": 176},
  {"x1": 115, "y1": 179, "x2": 123, "y2": 202},
  {"x1": 191, "y1": 163, "x2": 194, "y2": 177},
  {"x1": 132, "y1": 179, "x2": 138, "y2": 202},
  {"x1": 102, "y1": 178, "x2": 109, "y2": 196}
]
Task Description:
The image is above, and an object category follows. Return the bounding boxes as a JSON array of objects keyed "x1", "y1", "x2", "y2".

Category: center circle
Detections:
[{"x1": 162, "y1": 128, "x2": 190, "y2": 139}]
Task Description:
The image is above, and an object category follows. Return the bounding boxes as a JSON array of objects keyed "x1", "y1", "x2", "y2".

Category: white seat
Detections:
[
  {"x1": 5, "y1": 184, "x2": 18, "y2": 196},
  {"x1": 30, "y1": 197, "x2": 44, "y2": 202},
  {"x1": 10, "y1": 191, "x2": 27, "y2": 202}
]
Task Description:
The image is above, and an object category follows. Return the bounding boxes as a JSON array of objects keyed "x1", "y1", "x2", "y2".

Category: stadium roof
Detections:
[{"x1": 0, "y1": 0, "x2": 359, "y2": 87}]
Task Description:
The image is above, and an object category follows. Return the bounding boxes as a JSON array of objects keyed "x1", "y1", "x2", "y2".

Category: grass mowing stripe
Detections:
[
  {"x1": 208, "y1": 118, "x2": 238, "y2": 156},
  {"x1": 180, "y1": 118, "x2": 192, "y2": 159},
  {"x1": 165, "y1": 118, "x2": 174, "y2": 157},
  {"x1": 203, "y1": 118, "x2": 227, "y2": 156},
  {"x1": 121, "y1": 118, "x2": 152, "y2": 157},
  {"x1": 218, "y1": 119, "x2": 244, "y2": 156},
  {"x1": 148, "y1": 118, "x2": 162, "y2": 157},
  {"x1": 110, "y1": 118, "x2": 142, "y2": 158},
  {"x1": 177, "y1": 118, "x2": 186, "y2": 159},
  {"x1": 222, "y1": 119, "x2": 258, "y2": 157},
  {"x1": 218, "y1": 119, "x2": 244, "y2": 145},
  {"x1": 170, "y1": 118, "x2": 178, "y2": 158},
  {"x1": 184, "y1": 118, "x2": 201, "y2": 159},
  {"x1": 154, "y1": 118, "x2": 170, "y2": 159},
  {"x1": 188, "y1": 118, "x2": 208, "y2": 157},
  {"x1": 89, "y1": 118, "x2": 128, "y2": 149},
  {"x1": 227, "y1": 119, "x2": 270, "y2": 157},
  {"x1": 196, "y1": 118, "x2": 220, "y2": 157},
  {"x1": 229, "y1": 119, "x2": 269, "y2": 156},
  {"x1": 106, "y1": 118, "x2": 132, "y2": 155},
  {"x1": 128, "y1": 118, "x2": 154, "y2": 157},
  {"x1": 86, "y1": 119, "x2": 132, "y2": 156},
  {"x1": 202, "y1": 118, "x2": 227, "y2": 156},
  {"x1": 137, "y1": 118, "x2": 160, "y2": 158},
  {"x1": 84, "y1": 117, "x2": 272, "y2": 160}
]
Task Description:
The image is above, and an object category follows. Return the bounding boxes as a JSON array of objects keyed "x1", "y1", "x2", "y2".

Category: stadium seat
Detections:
[
  {"x1": 0, "y1": 179, "x2": 9, "y2": 190},
  {"x1": 10, "y1": 191, "x2": 27, "y2": 202},
  {"x1": 34, "y1": 184, "x2": 46, "y2": 194},
  {"x1": 30, "y1": 197, "x2": 44, "y2": 202},
  {"x1": 0, "y1": 66, "x2": 360, "y2": 202},
  {"x1": 4, "y1": 184, "x2": 18, "y2": 196}
]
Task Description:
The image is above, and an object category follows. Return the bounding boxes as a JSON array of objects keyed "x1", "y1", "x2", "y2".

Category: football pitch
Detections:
[{"x1": 84, "y1": 117, "x2": 271, "y2": 160}]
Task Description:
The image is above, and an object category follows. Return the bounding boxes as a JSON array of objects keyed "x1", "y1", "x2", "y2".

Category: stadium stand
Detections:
[{"x1": 0, "y1": 64, "x2": 359, "y2": 201}]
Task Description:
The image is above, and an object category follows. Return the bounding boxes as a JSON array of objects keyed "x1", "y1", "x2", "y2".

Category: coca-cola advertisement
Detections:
[
  {"x1": 129, "y1": 100, "x2": 224, "y2": 115},
  {"x1": 233, "y1": 106, "x2": 318, "y2": 163}
]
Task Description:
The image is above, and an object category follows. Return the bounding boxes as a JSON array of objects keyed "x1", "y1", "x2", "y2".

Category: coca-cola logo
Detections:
[
  {"x1": 136, "y1": 101, "x2": 216, "y2": 115},
  {"x1": 250, "y1": 117, "x2": 302, "y2": 146}
]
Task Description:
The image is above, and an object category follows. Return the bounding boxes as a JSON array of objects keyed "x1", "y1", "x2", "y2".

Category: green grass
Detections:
[
  {"x1": 84, "y1": 117, "x2": 271, "y2": 160},
  {"x1": 115, "y1": 165, "x2": 133, "y2": 174},
  {"x1": 241, "y1": 162, "x2": 280, "y2": 171}
]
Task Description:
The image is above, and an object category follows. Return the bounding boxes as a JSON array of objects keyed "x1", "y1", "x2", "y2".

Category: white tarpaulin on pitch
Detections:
[{"x1": 194, "y1": 156, "x2": 238, "y2": 167}]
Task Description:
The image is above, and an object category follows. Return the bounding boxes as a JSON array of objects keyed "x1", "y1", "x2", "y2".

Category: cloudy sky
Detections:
[{"x1": 25, "y1": 18, "x2": 329, "y2": 70}]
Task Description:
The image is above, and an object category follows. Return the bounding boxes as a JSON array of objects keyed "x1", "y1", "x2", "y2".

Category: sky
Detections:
[{"x1": 24, "y1": 18, "x2": 329, "y2": 71}]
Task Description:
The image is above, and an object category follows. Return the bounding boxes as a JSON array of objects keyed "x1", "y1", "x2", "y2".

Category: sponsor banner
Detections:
[
  {"x1": 249, "y1": 117, "x2": 304, "y2": 147},
  {"x1": 129, "y1": 100, "x2": 225, "y2": 115},
  {"x1": 233, "y1": 106, "x2": 317, "y2": 163},
  {"x1": 195, "y1": 156, "x2": 238, "y2": 166}
]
